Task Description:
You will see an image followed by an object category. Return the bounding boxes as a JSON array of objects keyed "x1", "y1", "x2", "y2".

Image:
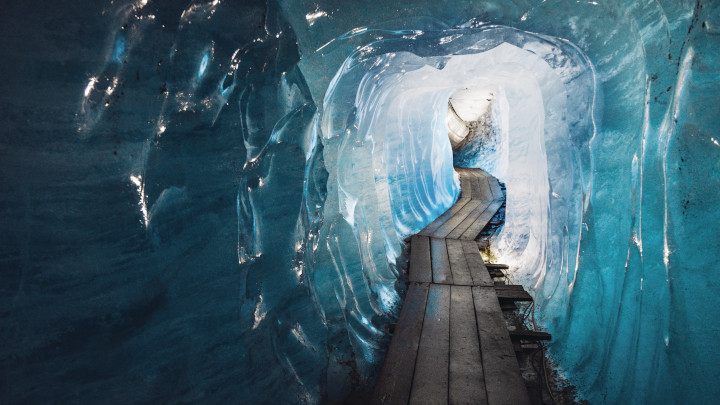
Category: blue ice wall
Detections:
[{"x1": 1, "y1": 0, "x2": 720, "y2": 403}]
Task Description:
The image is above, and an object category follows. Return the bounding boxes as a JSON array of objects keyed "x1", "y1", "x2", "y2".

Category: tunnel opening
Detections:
[
  {"x1": 321, "y1": 26, "x2": 597, "y2": 403},
  {"x1": 447, "y1": 87, "x2": 497, "y2": 152}
]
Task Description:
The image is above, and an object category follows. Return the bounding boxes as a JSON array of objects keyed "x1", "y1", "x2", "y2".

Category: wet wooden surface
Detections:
[{"x1": 374, "y1": 168, "x2": 530, "y2": 405}]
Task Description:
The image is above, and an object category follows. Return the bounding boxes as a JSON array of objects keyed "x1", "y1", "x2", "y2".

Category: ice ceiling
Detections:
[{"x1": 1, "y1": 0, "x2": 719, "y2": 403}]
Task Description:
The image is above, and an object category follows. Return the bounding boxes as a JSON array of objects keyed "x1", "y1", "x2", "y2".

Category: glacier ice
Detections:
[{"x1": 1, "y1": 0, "x2": 720, "y2": 403}]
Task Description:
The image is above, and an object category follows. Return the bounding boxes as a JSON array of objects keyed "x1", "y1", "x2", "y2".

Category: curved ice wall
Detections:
[{"x1": 2, "y1": 0, "x2": 719, "y2": 403}]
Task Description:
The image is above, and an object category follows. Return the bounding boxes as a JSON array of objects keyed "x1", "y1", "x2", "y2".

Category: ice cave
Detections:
[{"x1": 1, "y1": 0, "x2": 719, "y2": 403}]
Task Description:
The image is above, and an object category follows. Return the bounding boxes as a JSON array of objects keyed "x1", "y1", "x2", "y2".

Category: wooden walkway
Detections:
[{"x1": 373, "y1": 168, "x2": 533, "y2": 405}]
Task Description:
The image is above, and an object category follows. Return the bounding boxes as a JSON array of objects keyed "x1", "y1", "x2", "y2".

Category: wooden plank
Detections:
[
  {"x1": 461, "y1": 240, "x2": 494, "y2": 287},
  {"x1": 447, "y1": 170, "x2": 498, "y2": 239},
  {"x1": 488, "y1": 268, "x2": 505, "y2": 278},
  {"x1": 463, "y1": 172, "x2": 477, "y2": 199},
  {"x1": 493, "y1": 284, "x2": 525, "y2": 290},
  {"x1": 475, "y1": 174, "x2": 490, "y2": 202},
  {"x1": 449, "y1": 285, "x2": 487, "y2": 404},
  {"x1": 409, "y1": 235, "x2": 432, "y2": 283},
  {"x1": 430, "y1": 238, "x2": 452, "y2": 284},
  {"x1": 481, "y1": 176, "x2": 494, "y2": 202},
  {"x1": 422, "y1": 169, "x2": 499, "y2": 238},
  {"x1": 488, "y1": 177, "x2": 502, "y2": 199},
  {"x1": 460, "y1": 172, "x2": 472, "y2": 199},
  {"x1": 467, "y1": 170, "x2": 489, "y2": 201},
  {"x1": 495, "y1": 288, "x2": 533, "y2": 302},
  {"x1": 472, "y1": 286, "x2": 531, "y2": 405},
  {"x1": 509, "y1": 329, "x2": 552, "y2": 341},
  {"x1": 373, "y1": 283, "x2": 430, "y2": 404},
  {"x1": 446, "y1": 200, "x2": 492, "y2": 239},
  {"x1": 418, "y1": 197, "x2": 471, "y2": 237},
  {"x1": 474, "y1": 171, "x2": 489, "y2": 200},
  {"x1": 485, "y1": 263, "x2": 509, "y2": 270},
  {"x1": 432, "y1": 199, "x2": 482, "y2": 238},
  {"x1": 446, "y1": 239, "x2": 473, "y2": 285},
  {"x1": 410, "y1": 284, "x2": 451, "y2": 404},
  {"x1": 460, "y1": 200, "x2": 503, "y2": 240}
]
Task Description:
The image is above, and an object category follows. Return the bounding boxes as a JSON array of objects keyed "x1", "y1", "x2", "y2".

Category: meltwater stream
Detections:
[{"x1": 1, "y1": 0, "x2": 719, "y2": 403}]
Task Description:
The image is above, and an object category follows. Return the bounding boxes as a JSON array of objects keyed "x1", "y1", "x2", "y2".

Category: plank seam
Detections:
[
  {"x1": 407, "y1": 282, "x2": 428, "y2": 402},
  {"x1": 446, "y1": 285, "x2": 452, "y2": 404},
  {"x1": 470, "y1": 285, "x2": 490, "y2": 405}
]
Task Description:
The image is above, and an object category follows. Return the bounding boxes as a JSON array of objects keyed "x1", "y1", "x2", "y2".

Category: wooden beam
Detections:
[
  {"x1": 461, "y1": 240, "x2": 493, "y2": 287},
  {"x1": 373, "y1": 283, "x2": 429, "y2": 404},
  {"x1": 449, "y1": 285, "x2": 487, "y2": 404},
  {"x1": 460, "y1": 200, "x2": 503, "y2": 240},
  {"x1": 479, "y1": 175, "x2": 494, "y2": 202},
  {"x1": 432, "y1": 199, "x2": 482, "y2": 238},
  {"x1": 446, "y1": 239, "x2": 473, "y2": 285},
  {"x1": 410, "y1": 284, "x2": 451, "y2": 404},
  {"x1": 409, "y1": 236, "x2": 432, "y2": 283},
  {"x1": 509, "y1": 329, "x2": 552, "y2": 341},
  {"x1": 493, "y1": 284, "x2": 524, "y2": 289},
  {"x1": 460, "y1": 172, "x2": 472, "y2": 199},
  {"x1": 431, "y1": 238, "x2": 452, "y2": 284},
  {"x1": 488, "y1": 268, "x2": 505, "y2": 278},
  {"x1": 418, "y1": 197, "x2": 471, "y2": 237},
  {"x1": 446, "y1": 200, "x2": 492, "y2": 239},
  {"x1": 485, "y1": 263, "x2": 509, "y2": 270},
  {"x1": 488, "y1": 177, "x2": 502, "y2": 199},
  {"x1": 472, "y1": 286, "x2": 531, "y2": 405},
  {"x1": 495, "y1": 288, "x2": 533, "y2": 303}
]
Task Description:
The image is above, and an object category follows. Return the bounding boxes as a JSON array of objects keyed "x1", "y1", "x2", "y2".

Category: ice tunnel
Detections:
[{"x1": 1, "y1": 0, "x2": 720, "y2": 403}]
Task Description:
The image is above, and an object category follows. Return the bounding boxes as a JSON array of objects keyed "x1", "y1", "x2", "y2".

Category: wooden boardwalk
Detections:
[{"x1": 373, "y1": 168, "x2": 533, "y2": 405}]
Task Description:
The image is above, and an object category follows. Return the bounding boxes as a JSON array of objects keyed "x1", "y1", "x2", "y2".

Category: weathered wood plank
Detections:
[
  {"x1": 476, "y1": 174, "x2": 489, "y2": 202},
  {"x1": 466, "y1": 170, "x2": 490, "y2": 201},
  {"x1": 509, "y1": 329, "x2": 552, "y2": 341},
  {"x1": 481, "y1": 176, "x2": 495, "y2": 201},
  {"x1": 409, "y1": 235, "x2": 432, "y2": 283},
  {"x1": 460, "y1": 200, "x2": 503, "y2": 240},
  {"x1": 410, "y1": 284, "x2": 451, "y2": 404},
  {"x1": 449, "y1": 285, "x2": 487, "y2": 404},
  {"x1": 419, "y1": 197, "x2": 471, "y2": 237},
  {"x1": 446, "y1": 200, "x2": 492, "y2": 239},
  {"x1": 493, "y1": 284, "x2": 525, "y2": 290},
  {"x1": 487, "y1": 268, "x2": 506, "y2": 278},
  {"x1": 465, "y1": 172, "x2": 478, "y2": 200},
  {"x1": 474, "y1": 171, "x2": 489, "y2": 201},
  {"x1": 420, "y1": 169, "x2": 495, "y2": 238},
  {"x1": 431, "y1": 238, "x2": 453, "y2": 284},
  {"x1": 460, "y1": 172, "x2": 472, "y2": 199},
  {"x1": 495, "y1": 289, "x2": 533, "y2": 301},
  {"x1": 461, "y1": 240, "x2": 494, "y2": 287},
  {"x1": 495, "y1": 287, "x2": 533, "y2": 302},
  {"x1": 488, "y1": 177, "x2": 502, "y2": 199},
  {"x1": 446, "y1": 239, "x2": 473, "y2": 286},
  {"x1": 373, "y1": 283, "x2": 430, "y2": 405},
  {"x1": 472, "y1": 286, "x2": 531, "y2": 405},
  {"x1": 432, "y1": 200, "x2": 482, "y2": 238}
]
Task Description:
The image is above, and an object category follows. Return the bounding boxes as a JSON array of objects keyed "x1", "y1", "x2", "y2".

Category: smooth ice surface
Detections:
[{"x1": 2, "y1": 0, "x2": 720, "y2": 404}]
